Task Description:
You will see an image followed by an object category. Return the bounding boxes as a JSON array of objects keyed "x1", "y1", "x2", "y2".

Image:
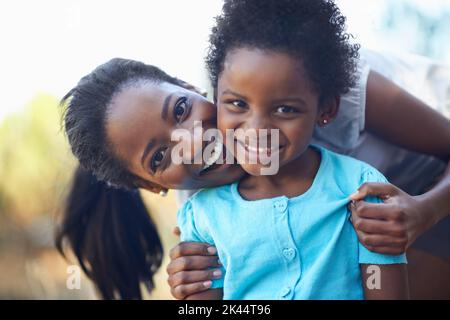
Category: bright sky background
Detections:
[{"x1": 1, "y1": 0, "x2": 449, "y2": 121}]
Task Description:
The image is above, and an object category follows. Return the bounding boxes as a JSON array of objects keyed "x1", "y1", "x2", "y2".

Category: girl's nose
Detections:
[{"x1": 244, "y1": 111, "x2": 274, "y2": 132}]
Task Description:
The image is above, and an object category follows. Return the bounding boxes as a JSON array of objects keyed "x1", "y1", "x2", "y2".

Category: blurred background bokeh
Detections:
[{"x1": 0, "y1": 0, "x2": 449, "y2": 299}]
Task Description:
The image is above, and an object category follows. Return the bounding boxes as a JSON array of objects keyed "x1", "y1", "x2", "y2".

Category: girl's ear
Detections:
[
  {"x1": 175, "y1": 78, "x2": 208, "y2": 97},
  {"x1": 317, "y1": 96, "x2": 340, "y2": 127}
]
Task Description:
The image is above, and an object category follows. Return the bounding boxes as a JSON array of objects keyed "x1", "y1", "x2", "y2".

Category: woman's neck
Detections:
[{"x1": 238, "y1": 146, "x2": 321, "y2": 200}]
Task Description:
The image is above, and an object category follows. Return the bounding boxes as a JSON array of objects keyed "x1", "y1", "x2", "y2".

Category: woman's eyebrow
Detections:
[
  {"x1": 161, "y1": 92, "x2": 174, "y2": 121},
  {"x1": 141, "y1": 138, "x2": 156, "y2": 170}
]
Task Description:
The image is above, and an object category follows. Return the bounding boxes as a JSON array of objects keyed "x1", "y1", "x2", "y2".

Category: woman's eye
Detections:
[
  {"x1": 231, "y1": 100, "x2": 247, "y2": 109},
  {"x1": 174, "y1": 97, "x2": 188, "y2": 122},
  {"x1": 150, "y1": 148, "x2": 166, "y2": 172},
  {"x1": 276, "y1": 106, "x2": 298, "y2": 114}
]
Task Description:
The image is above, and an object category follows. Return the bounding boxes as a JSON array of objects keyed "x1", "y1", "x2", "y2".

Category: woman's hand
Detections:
[
  {"x1": 166, "y1": 239, "x2": 222, "y2": 300},
  {"x1": 349, "y1": 182, "x2": 434, "y2": 255}
]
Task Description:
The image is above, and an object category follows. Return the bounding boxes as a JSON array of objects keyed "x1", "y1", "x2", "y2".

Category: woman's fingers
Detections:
[
  {"x1": 167, "y1": 243, "x2": 222, "y2": 299},
  {"x1": 359, "y1": 233, "x2": 408, "y2": 248},
  {"x1": 352, "y1": 212, "x2": 407, "y2": 238},
  {"x1": 349, "y1": 182, "x2": 398, "y2": 201},
  {"x1": 355, "y1": 227, "x2": 407, "y2": 255},
  {"x1": 169, "y1": 242, "x2": 217, "y2": 259},
  {"x1": 352, "y1": 201, "x2": 406, "y2": 222},
  {"x1": 349, "y1": 201, "x2": 409, "y2": 255},
  {"x1": 171, "y1": 281, "x2": 212, "y2": 300},
  {"x1": 168, "y1": 269, "x2": 222, "y2": 288},
  {"x1": 166, "y1": 255, "x2": 221, "y2": 275}
]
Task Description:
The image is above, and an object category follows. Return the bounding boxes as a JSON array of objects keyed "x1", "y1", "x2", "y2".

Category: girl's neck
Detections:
[{"x1": 238, "y1": 146, "x2": 321, "y2": 201}]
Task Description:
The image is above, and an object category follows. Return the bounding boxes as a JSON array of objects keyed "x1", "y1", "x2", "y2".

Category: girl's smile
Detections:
[{"x1": 217, "y1": 47, "x2": 327, "y2": 177}]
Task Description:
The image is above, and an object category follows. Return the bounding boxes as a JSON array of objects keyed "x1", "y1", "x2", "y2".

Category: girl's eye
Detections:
[
  {"x1": 150, "y1": 148, "x2": 167, "y2": 172},
  {"x1": 231, "y1": 100, "x2": 247, "y2": 109},
  {"x1": 276, "y1": 106, "x2": 298, "y2": 114},
  {"x1": 174, "y1": 97, "x2": 188, "y2": 122}
]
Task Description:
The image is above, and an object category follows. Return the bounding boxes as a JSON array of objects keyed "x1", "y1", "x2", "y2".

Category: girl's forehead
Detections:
[{"x1": 220, "y1": 47, "x2": 313, "y2": 95}]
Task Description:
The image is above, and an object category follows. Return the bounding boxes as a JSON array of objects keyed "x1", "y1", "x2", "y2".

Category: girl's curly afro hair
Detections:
[{"x1": 206, "y1": 0, "x2": 360, "y2": 104}]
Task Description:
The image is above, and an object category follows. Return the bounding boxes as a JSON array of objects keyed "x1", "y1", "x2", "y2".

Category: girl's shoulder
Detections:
[
  {"x1": 181, "y1": 183, "x2": 237, "y2": 216},
  {"x1": 318, "y1": 146, "x2": 388, "y2": 194},
  {"x1": 189, "y1": 183, "x2": 235, "y2": 202}
]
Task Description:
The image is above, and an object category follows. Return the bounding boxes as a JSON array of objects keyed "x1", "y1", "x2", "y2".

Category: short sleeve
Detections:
[
  {"x1": 357, "y1": 167, "x2": 408, "y2": 265},
  {"x1": 177, "y1": 200, "x2": 209, "y2": 243},
  {"x1": 176, "y1": 200, "x2": 225, "y2": 288},
  {"x1": 312, "y1": 57, "x2": 370, "y2": 153}
]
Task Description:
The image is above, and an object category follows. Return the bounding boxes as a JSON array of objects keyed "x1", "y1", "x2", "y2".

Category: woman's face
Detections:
[{"x1": 106, "y1": 81, "x2": 244, "y2": 191}]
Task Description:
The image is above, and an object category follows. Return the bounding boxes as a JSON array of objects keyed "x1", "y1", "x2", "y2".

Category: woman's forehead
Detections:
[
  {"x1": 105, "y1": 84, "x2": 168, "y2": 170},
  {"x1": 108, "y1": 82, "x2": 171, "y2": 119}
]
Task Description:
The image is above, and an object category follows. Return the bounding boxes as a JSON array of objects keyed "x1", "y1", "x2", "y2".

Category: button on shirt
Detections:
[{"x1": 177, "y1": 146, "x2": 407, "y2": 300}]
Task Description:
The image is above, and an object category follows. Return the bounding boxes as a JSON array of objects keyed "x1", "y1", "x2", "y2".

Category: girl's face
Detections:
[
  {"x1": 217, "y1": 47, "x2": 335, "y2": 176},
  {"x1": 106, "y1": 81, "x2": 244, "y2": 191}
]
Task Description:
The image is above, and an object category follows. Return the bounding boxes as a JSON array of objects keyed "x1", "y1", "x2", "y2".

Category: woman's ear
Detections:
[
  {"x1": 317, "y1": 96, "x2": 340, "y2": 127},
  {"x1": 136, "y1": 179, "x2": 168, "y2": 195},
  {"x1": 175, "y1": 78, "x2": 207, "y2": 97}
]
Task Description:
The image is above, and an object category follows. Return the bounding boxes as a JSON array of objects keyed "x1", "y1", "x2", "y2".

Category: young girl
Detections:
[
  {"x1": 172, "y1": 0, "x2": 409, "y2": 300},
  {"x1": 173, "y1": 4, "x2": 450, "y2": 279}
]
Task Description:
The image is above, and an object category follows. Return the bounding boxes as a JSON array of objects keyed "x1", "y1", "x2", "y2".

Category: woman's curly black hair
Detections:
[{"x1": 206, "y1": 0, "x2": 360, "y2": 104}]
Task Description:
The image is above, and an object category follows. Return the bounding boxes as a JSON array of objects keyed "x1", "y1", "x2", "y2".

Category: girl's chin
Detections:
[{"x1": 238, "y1": 163, "x2": 278, "y2": 177}]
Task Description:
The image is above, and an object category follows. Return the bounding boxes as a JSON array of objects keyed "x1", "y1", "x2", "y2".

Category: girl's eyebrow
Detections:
[
  {"x1": 222, "y1": 89, "x2": 307, "y2": 107},
  {"x1": 272, "y1": 97, "x2": 307, "y2": 107},
  {"x1": 221, "y1": 89, "x2": 247, "y2": 100}
]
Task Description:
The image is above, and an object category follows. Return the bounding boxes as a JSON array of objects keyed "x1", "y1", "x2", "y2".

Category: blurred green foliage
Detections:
[
  {"x1": 0, "y1": 93, "x2": 76, "y2": 225},
  {"x1": 0, "y1": 94, "x2": 178, "y2": 299}
]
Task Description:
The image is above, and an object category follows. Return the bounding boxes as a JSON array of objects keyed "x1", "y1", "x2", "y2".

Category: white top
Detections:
[{"x1": 312, "y1": 48, "x2": 448, "y2": 196}]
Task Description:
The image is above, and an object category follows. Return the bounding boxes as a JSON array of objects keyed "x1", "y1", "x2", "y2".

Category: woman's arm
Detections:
[
  {"x1": 350, "y1": 71, "x2": 450, "y2": 255},
  {"x1": 361, "y1": 264, "x2": 409, "y2": 300},
  {"x1": 365, "y1": 70, "x2": 450, "y2": 160}
]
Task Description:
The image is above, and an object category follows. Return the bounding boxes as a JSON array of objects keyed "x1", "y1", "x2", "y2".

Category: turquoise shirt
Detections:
[{"x1": 177, "y1": 146, "x2": 407, "y2": 300}]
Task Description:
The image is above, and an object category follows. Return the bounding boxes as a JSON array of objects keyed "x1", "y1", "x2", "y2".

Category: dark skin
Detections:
[
  {"x1": 106, "y1": 81, "x2": 244, "y2": 193},
  {"x1": 167, "y1": 48, "x2": 409, "y2": 300},
  {"x1": 95, "y1": 55, "x2": 449, "y2": 299},
  {"x1": 105, "y1": 65, "x2": 450, "y2": 253},
  {"x1": 350, "y1": 70, "x2": 450, "y2": 255},
  {"x1": 350, "y1": 71, "x2": 450, "y2": 298},
  {"x1": 167, "y1": 51, "x2": 450, "y2": 300}
]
